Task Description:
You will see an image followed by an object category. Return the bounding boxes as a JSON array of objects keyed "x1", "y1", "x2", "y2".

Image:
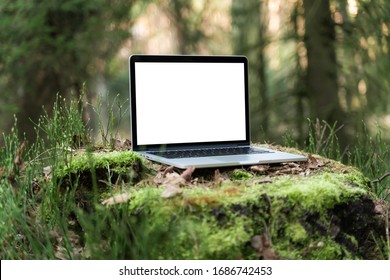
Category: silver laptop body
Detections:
[{"x1": 129, "y1": 54, "x2": 306, "y2": 168}]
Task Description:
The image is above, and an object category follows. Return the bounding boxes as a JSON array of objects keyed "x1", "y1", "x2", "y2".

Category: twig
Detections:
[{"x1": 371, "y1": 173, "x2": 390, "y2": 184}]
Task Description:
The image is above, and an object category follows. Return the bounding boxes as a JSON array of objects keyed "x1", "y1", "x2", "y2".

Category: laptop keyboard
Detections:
[{"x1": 148, "y1": 147, "x2": 272, "y2": 159}]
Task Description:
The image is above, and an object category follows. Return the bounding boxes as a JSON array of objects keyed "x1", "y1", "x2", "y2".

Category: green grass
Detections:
[{"x1": 0, "y1": 97, "x2": 389, "y2": 259}]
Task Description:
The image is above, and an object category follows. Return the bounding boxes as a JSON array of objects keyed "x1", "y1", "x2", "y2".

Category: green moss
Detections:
[
  {"x1": 305, "y1": 239, "x2": 343, "y2": 259},
  {"x1": 56, "y1": 150, "x2": 143, "y2": 177},
  {"x1": 121, "y1": 167, "x2": 370, "y2": 259},
  {"x1": 45, "y1": 148, "x2": 380, "y2": 259},
  {"x1": 230, "y1": 169, "x2": 253, "y2": 180},
  {"x1": 285, "y1": 222, "x2": 308, "y2": 244},
  {"x1": 260, "y1": 172, "x2": 367, "y2": 212}
]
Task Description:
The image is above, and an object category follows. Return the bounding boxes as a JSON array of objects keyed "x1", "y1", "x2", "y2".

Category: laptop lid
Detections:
[{"x1": 129, "y1": 55, "x2": 250, "y2": 152}]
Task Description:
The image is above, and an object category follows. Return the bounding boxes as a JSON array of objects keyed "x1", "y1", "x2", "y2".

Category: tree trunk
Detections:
[
  {"x1": 167, "y1": 0, "x2": 203, "y2": 54},
  {"x1": 231, "y1": 0, "x2": 268, "y2": 141},
  {"x1": 303, "y1": 0, "x2": 346, "y2": 138}
]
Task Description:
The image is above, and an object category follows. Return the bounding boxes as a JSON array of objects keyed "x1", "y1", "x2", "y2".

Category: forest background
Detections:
[{"x1": 0, "y1": 0, "x2": 389, "y2": 153}]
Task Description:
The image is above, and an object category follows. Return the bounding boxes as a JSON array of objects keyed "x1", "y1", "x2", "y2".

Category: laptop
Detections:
[{"x1": 129, "y1": 54, "x2": 306, "y2": 168}]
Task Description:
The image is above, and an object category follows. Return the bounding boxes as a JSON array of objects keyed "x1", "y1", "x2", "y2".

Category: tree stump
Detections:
[{"x1": 54, "y1": 146, "x2": 387, "y2": 259}]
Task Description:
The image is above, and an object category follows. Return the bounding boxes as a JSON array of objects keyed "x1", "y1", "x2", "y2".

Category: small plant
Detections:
[
  {"x1": 289, "y1": 118, "x2": 390, "y2": 259},
  {"x1": 305, "y1": 118, "x2": 342, "y2": 160},
  {"x1": 91, "y1": 93, "x2": 129, "y2": 146}
]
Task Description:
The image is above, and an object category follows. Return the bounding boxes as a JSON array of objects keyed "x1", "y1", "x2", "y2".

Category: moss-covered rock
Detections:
[
  {"x1": 124, "y1": 171, "x2": 382, "y2": 259},
  {"x1": 52, "y1": 147, "x2": 386, "y2": 259},
  {"x1": 50, "y1": 150, "x2": 146, "y2": 210},
  {"x1": 56, "y1": 150, "x2": 145, "y2": 179}
]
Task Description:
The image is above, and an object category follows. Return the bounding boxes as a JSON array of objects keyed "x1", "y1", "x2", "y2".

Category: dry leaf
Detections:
[
  {"x1": 102, "y1": 193, "x2": 131, "y2": 205},
  {"x1": 153, "y1": 171, "x2": 165, "y2": 185},
  {"x1": 163, "y1": 166, "x2": 175, "y2": 176},
  {"x1": 250, "y1": 165, "x2": 270, "y2": 174},
  {"x1": 257, "y1": 176, "x2": 273, "y2": 184},
  {"x1": 165, "y1": 172, "x2": 186, "y2": 186},
  {"x1": 110, "y1": 139, "x2": 132, "y2": 151},
  {"x1": 308, "y1": 154, "x2": 317, "y2": 164},
  {"x1": 123, "y1": 139, "x2": 131, "y2": 150},
  {"x1": 159, "y1": 170, "x2": 188, "y2": 198},
  {"x1": 307, "y1": 154, "x2": 325, "y2": 169},
  {"x1": 214, "y1": 169, "x2": 224, "y2": 184},
  {"x1": 161, "y1": 184, "x2": 182, "y2": 198},
  {"x1": 112, "y1": 139, "x2": 123, "y2": 151},
  {"x1": 43, "y1": 166, "x2": 52, "y2": 182},
  {"x1": 181, "y1": 166, "x2": 196, "y2": 181},
  {"x1": 287, "y1": 162, "x2": 300, "y2": 168}
]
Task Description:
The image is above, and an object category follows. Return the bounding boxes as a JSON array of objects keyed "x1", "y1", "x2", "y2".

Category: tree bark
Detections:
[
  {"x1": 231, "y1": 0, "x2": 268, "y2": 141},
  {"x1": 303, "y1": 0, "x2": 344, "y2": 126}
]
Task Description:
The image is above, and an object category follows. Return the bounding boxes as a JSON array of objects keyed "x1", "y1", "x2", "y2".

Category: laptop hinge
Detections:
[{"x1": 143, "y1": 143, "x2": 249, "y2": 152}]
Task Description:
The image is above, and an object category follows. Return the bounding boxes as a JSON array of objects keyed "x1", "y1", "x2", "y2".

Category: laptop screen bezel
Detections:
[{"x1": 129, "y1": 54, "x2": 250, "y2": 151}]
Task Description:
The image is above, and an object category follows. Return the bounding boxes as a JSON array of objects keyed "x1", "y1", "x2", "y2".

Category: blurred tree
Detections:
[
  {"x1": 290, "y1": 0, "x2": 309, "y2": 143},
  {"x1": 166, "y1": 0, "x2": 206, "y2": 54},
  {"x1": 0, "y1": 0, "x2": 138, "y2": 141},
  {"x1": 231, "y1": 0, "x2": 268, "y2": 141},
  {"x1": 303, "y1": 0, "x2": 346, "y2": 129},
  {"x1": 336, "y1": 0, "x2": 390, "y2": 122}
]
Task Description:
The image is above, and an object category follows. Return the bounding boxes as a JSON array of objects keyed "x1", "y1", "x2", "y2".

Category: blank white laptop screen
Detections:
[{"x1": 134, "y1": 62, "x2": 246, "y2": 145}]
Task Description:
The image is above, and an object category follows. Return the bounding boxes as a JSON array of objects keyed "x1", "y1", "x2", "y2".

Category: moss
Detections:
[
  {"x1": 120, "y1": 167, "x2": 374, "y2": 259},
  {"x1": 43, "y1": 147, "x2": 383, "y2": 259},
  {"x1": 305, "y1": 239, "x2": 343, "y2": 259},
  {"x1": 56, "y1": 150, "x2": 144, "y2": 177},
  {"x1": 260, "y1": 172, "x2": 367, "y2": 212},
  {"x1": 285, "y1": 222, "x2": 308, "y2": 244},
  {"x1": 230, "y1": 169, "x2": 253, "y2": 181}
]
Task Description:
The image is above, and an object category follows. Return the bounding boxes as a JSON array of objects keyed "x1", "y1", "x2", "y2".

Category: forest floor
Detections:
[
  {"x1": 17, "y1": 143, "x2": 386, "y2": 260},
  {"x1": 0, "y1": 100, "x2": 389, "y2": 259}
]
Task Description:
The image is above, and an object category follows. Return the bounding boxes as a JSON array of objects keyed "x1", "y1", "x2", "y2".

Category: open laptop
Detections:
[{"x1": 129, "y1": 54, "x2": 306, "y2": 168}]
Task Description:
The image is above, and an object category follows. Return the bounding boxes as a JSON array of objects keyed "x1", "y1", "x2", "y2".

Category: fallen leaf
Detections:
[
  {"x1": 257, "y1": 176, "x2": 273, "y2": 184},
  {"x1": 123, "y1": 139, "x2": 131, "y2": 150},
  {"x1": 112, "y1": 138, "x2": 123, "y2": 151},
  {"x1": 181, "y1": 166, "x2": 195, "y2": 181},
  {"x1": 306, "y1": 154, "x2": 325, "y2": 169},
  {"x1": 165, "y1": 172, "x2": 186, "y2": 186},
  {"x1": 153, "y1": 166, "x2": 195, "y2": 199},
  {"x1": 161, "y1": 184, "x2": 182, "y2": 198},
  {"x1": 102, "y1": 193, "x2": 131, "y2": 205},
  {"x1": 308, "y1": 154, "x2": 317, "y2": 164},
  {"x1": 135, "y1": 178, "x2": 156, "y2": 187},
  {"x1": 163, "y1": 166, "x2": 175, "y2": 176},
  {"x1": 214, "y1": 169, "x2": 224, "y2": 184},
  {"x1": 250, "y1": 165, "x2": 270, "y2": 174},
  {"x1": 43, "y1": 166, "x2": 52, "y2": 182},
  {"x1": 286, "y1": 162, "x2": 300, "y2": 168},
  {"x1": 153, "y1": 171, "x2": 165, "y2": 185}
]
